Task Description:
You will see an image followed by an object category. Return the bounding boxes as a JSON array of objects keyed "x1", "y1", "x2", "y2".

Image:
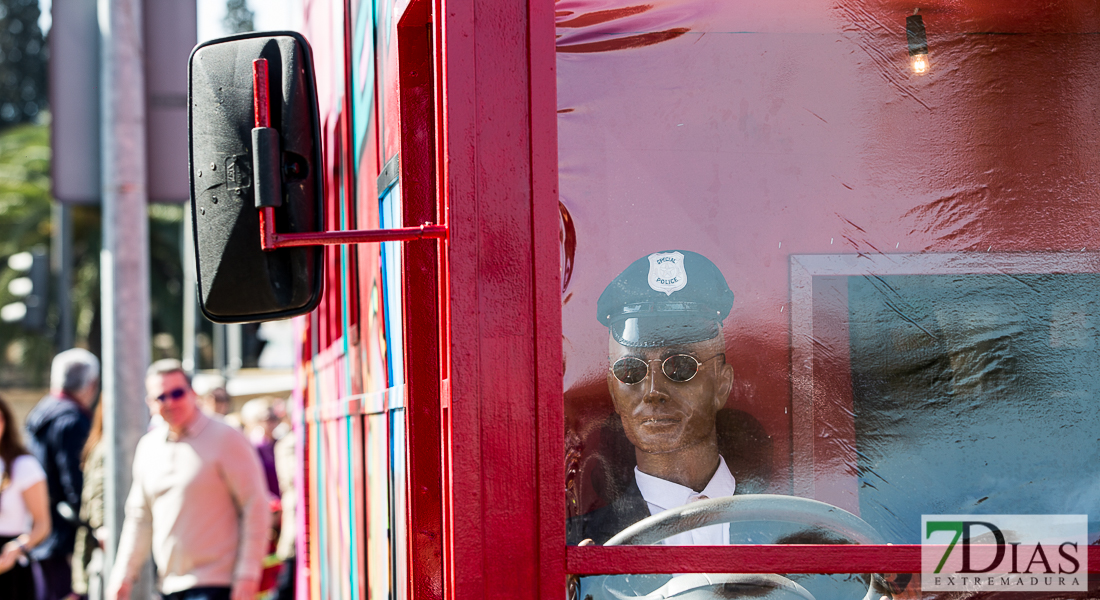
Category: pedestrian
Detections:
[
  {"x1": 200, "y1": 387, "x2": 232, "y2": 417},
  {"x1": 240, "y1": 397, "x2": 281, "y2": 498},
  {"x1": 270, "y1": 429, "x2": 296, "y2": 600},
  {"x1": 24, "y1": 348, "x2": 99, "y2": 600},
  {"x1": 193, "y1": 375, "x2": 231, "y2": 418},
  {"x1": 72, "y1": 400, "x2": 105, "y2": 600},
  {"x1": 239, "y1": 397, "x2": 286, "y2": 596},
  {"x1": 106, "y1": 359, "x2": 269, "y2": 600},
  {"x1": 0, "y1": 394, "x2": 51, "y2": 598}
]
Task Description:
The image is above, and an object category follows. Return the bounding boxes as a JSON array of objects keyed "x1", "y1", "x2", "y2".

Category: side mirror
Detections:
[{"x1": 188, "y1": 31, "x2": 324, "y2": 323}]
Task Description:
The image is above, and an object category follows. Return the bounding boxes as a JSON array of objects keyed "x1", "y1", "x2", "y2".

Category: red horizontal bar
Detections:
[
  {"x1": 268, "y1": 224, "x2": 448, "y2": 247},
  {"x1": 259, "y1": 206, "x2": 447, "y2": 250},
  {"x1": 566, "y1": 545, "x2": 1100, "y2": 575}
]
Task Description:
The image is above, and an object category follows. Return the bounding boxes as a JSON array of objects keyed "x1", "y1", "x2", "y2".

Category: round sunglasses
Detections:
[{"x1": 610, "y1": 353, "x2": 724, "y2": 385}]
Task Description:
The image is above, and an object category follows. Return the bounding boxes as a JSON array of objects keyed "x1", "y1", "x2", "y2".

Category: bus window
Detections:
[{"x1": 559, "y1": 0, "x2": 1100, "y2": 594}]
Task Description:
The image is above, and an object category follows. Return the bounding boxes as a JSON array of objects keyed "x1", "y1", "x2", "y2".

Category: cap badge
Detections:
[{"x1": 647, "y1": 251, "x2": 687, "y2": 296}]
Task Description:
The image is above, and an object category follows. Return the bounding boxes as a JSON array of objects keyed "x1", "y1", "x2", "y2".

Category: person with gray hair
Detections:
[
  {"x1": 50, "y1": 348, "x2": 101, "y2": 399},
  {"x1": 24, "y1": 347, "x2": 100, "y2": 600}
]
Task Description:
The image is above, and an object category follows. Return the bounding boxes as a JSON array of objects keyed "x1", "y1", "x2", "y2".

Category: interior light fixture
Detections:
[{"x1": 907, "y1": 11, "x2": 929, "y2": 74}]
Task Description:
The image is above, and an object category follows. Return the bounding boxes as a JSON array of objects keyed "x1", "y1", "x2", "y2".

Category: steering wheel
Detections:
[
  {"x1": 605, "y1": 494, "x2": 883, "y2": 546},
  {"x1": 637, "y1": 573, "x2": 816, "y2": 600},
  {"x1": 602, "y1": 494, "x2": 885, "y2": 600}
]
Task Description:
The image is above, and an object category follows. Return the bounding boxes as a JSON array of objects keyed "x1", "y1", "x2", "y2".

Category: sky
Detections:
[
  {"x1": 196, "y1": 0, "x2": 299, "y2": 42},
  {"x1": 38, "y1": 0, "x2": 298, "y2": 42}
]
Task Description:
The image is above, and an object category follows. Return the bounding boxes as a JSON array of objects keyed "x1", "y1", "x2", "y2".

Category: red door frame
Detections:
[
  {"x1": 434, "y1": 0, "x2": 562, "y2": 596},
  {"x1": 397, "y1": 1, "x2": 445, "y2": 598}
]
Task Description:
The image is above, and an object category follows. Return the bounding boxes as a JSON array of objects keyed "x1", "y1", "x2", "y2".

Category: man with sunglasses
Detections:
[
  {"x1": 108, "y1": 359, "x2": 269, "y2": 600},
  {"x1": 569, "y1": 250, "x2": 738, "y2": 546}
]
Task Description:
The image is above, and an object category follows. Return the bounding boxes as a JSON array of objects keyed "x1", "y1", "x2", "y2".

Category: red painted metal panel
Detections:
[
  {"x1": 323, "y1": 117, "x2": 342, "y2": 349},
  {"x1": 438, "y1": 0, "x2": 479, "y2": 593},
  {"x1": 318, "y1": 121, "x2": 334, "y2": 352},
  {"x1": 568, "y1": 545, "x2": 924, "y2": 575},
  {"x1": 397, "y1": 2, "x2": 445, "y2": 599},
  {"x1": 567, "y1": 545, "x2": 1100, "y2": 575},
  {"x1": 440, "y1": 0, "x2": 544, "y2": 598},
  {"x1": 299, "y1": 364, "x2": 316, "y2": 600},
  {"x1": 531, "y1": 0, "x2": 565, "y2": 598},
  {"x1": 305, "y1": 369, "x2": 320, "y2": 600},
  {"x1": 353, "y1": 106, "x2": 388, "y2": 395}
]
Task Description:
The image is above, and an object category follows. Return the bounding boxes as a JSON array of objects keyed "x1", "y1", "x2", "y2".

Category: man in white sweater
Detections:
[{"x1": 107, "y1": 359, "x2": 269, "y2": 600}]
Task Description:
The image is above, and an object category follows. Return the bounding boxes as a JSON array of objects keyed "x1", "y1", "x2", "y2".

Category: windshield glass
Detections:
[{"x1": 559, "y1": 0, "x2": 1100, "y2": 596}]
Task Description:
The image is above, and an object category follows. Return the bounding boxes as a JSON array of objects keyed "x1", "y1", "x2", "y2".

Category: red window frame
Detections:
[{"x1": 395, "y1": 1, "x2": 445, "y2": 598}]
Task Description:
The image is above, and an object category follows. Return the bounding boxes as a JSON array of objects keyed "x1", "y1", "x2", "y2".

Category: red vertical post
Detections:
[
  {"x1": 397, "y1": 2, "x2": 445, "y2": 599},
  {"x1": 529, "y1": 0, "x2": 564, "y2": 595},
  {"x1": 439, "y1": 0, "x2": 557, "y2": 598}
]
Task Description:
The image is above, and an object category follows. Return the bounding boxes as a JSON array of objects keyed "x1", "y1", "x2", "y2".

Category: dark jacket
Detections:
[
  {"x1": 568, "y1": 408, "x2": 772, "y2": 546},
  {"x1": 567, "y1": 479, "x2": 651, "y2": 546},
  {"x1": 567, "y1": 471, "x2": 755, "y2": 546},
  {"x1": 24, "y1": 394, "x2": 91, "y2": 560}
]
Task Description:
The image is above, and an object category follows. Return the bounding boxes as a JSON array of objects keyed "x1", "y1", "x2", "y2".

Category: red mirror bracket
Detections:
[
  {"x1": 251, "y1": 58, "x2": 448, "y2": 250},
  {"x1": 259, "y1": 208, "x2": 448, "y2": 249}
]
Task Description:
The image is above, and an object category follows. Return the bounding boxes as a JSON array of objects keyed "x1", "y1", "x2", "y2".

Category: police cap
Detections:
[{"x1": 597, "y1": 250, "x2": 734, "y2": 348}]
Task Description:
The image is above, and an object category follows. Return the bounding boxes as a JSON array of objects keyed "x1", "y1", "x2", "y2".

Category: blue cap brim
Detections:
[{"x1": 611, "y1": 316, "x2": 721, "y2": 348}]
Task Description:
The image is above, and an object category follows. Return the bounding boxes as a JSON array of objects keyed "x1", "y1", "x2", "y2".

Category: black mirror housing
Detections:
[{"x1": 189, "y1": 31, "x2": 324, "y2": 323}]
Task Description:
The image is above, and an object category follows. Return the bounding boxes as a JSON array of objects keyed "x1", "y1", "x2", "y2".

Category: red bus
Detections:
[{"x1": 188, "y1": 0, "x2": 1100, "y2": 598}]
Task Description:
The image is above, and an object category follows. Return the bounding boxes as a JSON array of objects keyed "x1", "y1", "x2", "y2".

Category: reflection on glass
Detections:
[
  {"x1": 568, "y1": 266, "x2": 1100, "y2": 597},
  {"x1": 850, "y1": 274, "x2": 1100, "y2": 544},
  {"x1": 557, "y1": 1, "x2": 1100, "y2": 596}
]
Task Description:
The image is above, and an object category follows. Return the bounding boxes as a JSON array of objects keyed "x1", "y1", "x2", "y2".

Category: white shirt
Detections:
[
  {"x1": 634, "y1": 455, "x2": 736, "y2": 545},
  {"x1": 0, "y1": 454, "x2": 46, "y2": 536}
]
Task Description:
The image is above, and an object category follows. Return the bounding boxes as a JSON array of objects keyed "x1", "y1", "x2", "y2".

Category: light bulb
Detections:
[
  {"x1": 910, "y1": 52, "x2": 929, "y2": 74},
  {"x1": 906, "y1": 13, "x2": 929, "y2": 75}
]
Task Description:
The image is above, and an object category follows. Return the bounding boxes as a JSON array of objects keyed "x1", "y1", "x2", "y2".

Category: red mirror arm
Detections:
[{"x1": 251, "y1": 58, "x2": 447, "y2": 251}]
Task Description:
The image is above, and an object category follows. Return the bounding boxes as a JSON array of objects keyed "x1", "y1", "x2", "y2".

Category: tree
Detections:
[
  {"x1": 0, "y1": 122, "x2": 189, "y2": 387},
  {"x1": 223, "y1": 0, "x2": 254, "y2": 34},
  {"x1": 0, "y1": 122, "x2": 54, "y2": 386},
  {"x1": 0, "y1": 0, "x2": 46, "y2": 128}
]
